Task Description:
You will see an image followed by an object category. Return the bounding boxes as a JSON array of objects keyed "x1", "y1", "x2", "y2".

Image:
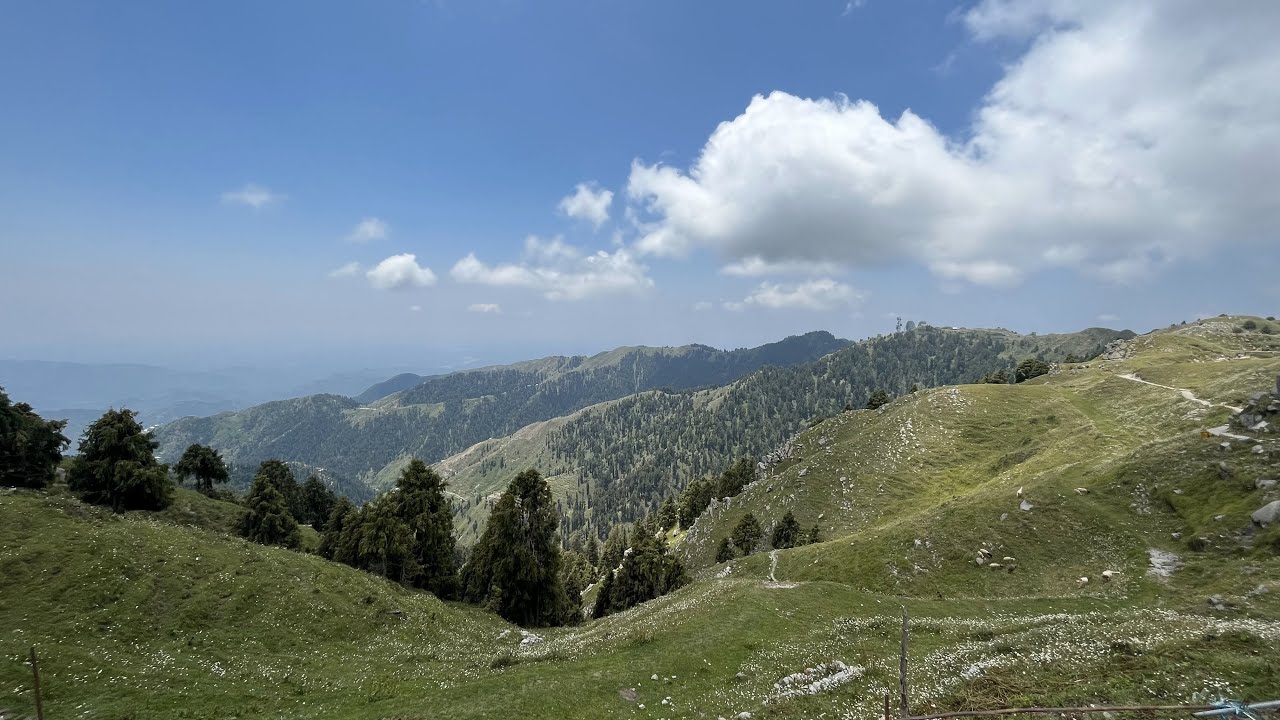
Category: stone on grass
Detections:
[{"x1": 1252, "y1": 500, "x2": 1280, "y2": 526}]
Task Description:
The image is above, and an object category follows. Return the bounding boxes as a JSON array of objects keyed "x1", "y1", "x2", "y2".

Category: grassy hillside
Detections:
[
  {"x1": 151, "y1": 332, "x2": 850, "y2": 492},
  {"x1": 440, "y1": 325, "x2": 1132, "y2": 541},
  {"x1": 683, "y1": 317, "x2": 1280, "y2": 604},
  {"x1": 4, "y1": 316, "x2": 1278, "y2": 719}
]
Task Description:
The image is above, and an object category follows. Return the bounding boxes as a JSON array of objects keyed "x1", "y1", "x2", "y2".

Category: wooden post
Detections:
[
  {"x1": 899, "y1": 606, "x2": 910, "y2": 718},
  {"x1": 30, "y1": 645, "x2": 44, "y2": 720},
  {"x1": 884, "y1": 693, "x2": 892, "y2": 720}
]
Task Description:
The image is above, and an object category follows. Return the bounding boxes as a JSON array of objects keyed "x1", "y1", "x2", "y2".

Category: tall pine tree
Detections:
[
  {"x1": 0, "y1": 387, "x2": 68, "y2": 489},
  {"x1": 394, "y1": 459, "x2": 460, "y2": 599},
  {"x1": 461, "y1": 469, "x2": 569, "y2": 627},
  {"x1": 240, "y1": 474, "x2": 301, "y2": 549}
]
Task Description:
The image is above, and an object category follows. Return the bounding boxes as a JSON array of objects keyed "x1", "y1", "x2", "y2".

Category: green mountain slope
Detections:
[
  {"x1": 3, "y1": 318, "x2": 1278, "y2": 720},
  {"x1": 439, "y1": 325, "x2": 1132, "y2": 540},
  {"x1": 151, "y1": 332, "x2": 850, "y2": 490},
  {"x1": 682, "y1": 316, "x2": 1280, "y2": 602}
]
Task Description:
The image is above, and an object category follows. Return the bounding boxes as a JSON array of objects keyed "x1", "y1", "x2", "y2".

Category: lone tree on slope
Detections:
[
  {"x1": 173, "y1": 443, "x2": 229, "y2": 494},
  {"x1": 69, "y1": 408, "x2": 172, "y2": 512}
]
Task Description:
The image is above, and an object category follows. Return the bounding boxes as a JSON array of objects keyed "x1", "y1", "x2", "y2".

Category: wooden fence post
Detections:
[
  {"x1": 900, "y1": 606, "x2": 910, "y2": 718},
  {"x1": 884, "y1": 693, "x2": 892, "y2": 720},
  {"x1": 30, "y1": 645, "x2": 44, "y2": 720}
]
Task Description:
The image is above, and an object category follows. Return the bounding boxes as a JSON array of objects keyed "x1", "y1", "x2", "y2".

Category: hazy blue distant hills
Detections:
[{"x1": 0, "y1": 359, "x2": 403, "y2": 446}]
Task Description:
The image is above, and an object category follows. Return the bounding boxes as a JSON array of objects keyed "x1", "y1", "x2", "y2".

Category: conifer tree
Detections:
[
  {"x1": 173, "y1": 443, "x2": 229, "y2": 494},
  {"x1": 254, "y1": 460, "x2": 302, "y2": 519},
  {"x1": 592, "y1": 570, "x2": 616, "y2": 619},
  {"x1": 394, "y1": 459, "x2": 459, "y2": 598},
  {"x1": 715, "y1": 536, "x2": 736, "y2": 563},
  {"x1": 68, "y1": 408, "x2": 172, "y2": 511},
  {"x1": 807, "y1": 525, "x2": 820, "y2": 544},
  {"x1": 586, "y1": 534, "x2": 601, "y2": 569},
  {"x1": 593, "y1": 526, "x2": 687, "y2": 618},
  {"x1": 865, "y1": 388, "x2": 891, "y2": 410},
  {"x1": 771, "y1": 510, "x2": 802, "y2": 549},
  {"x1": 240, "y1": 474, "x2": 301, "y2": 549},
  {"x1": 318, "y1": 497, "x2": 356, "y2": 560},
  {"x1": 657, "y1": 496, "x2": 678, "y2": 532},
  {"x1": 601, "y1": 524, "x2": 629, "y2": 570},
  {"x1": 298, "y1": 475, "x2": 338, "y2": 527},
  {"x1": 732, "y1": 513, "x2": 763, "y2": 555},
  {"x1": 359, "y1": 495, "x2": 414, "y2": 581},
  {"x1": 461, "y1": 469, "x2": 568, "y2": 627},
  {"x1": 0, "y1": 387, "x2": 68, "y2": 489}
]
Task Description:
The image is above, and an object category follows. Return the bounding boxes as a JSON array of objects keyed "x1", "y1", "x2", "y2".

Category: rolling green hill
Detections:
[
  {"x1": 3, "y1": 317, "x2": 1279, "y2": 720},
  {"x1": 151, "y1": 332, "x2": 850, "y2": 491},
  {"x1": 439, "y1": 325, "x2": 1132, "y2": 541}
]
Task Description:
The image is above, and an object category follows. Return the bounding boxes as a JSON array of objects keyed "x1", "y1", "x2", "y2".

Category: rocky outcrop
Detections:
[{"x1": 1231, "y1": 381, "x2": 1280, "y2": 434}]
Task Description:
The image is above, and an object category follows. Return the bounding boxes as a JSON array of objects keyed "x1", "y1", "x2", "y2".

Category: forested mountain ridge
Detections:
[
  {"x1": 151, "y1": 331, "x2": 850, "y2": 489},
  {"x1": 439, "y1": 324, "x2": 1133, "y2": 540}
]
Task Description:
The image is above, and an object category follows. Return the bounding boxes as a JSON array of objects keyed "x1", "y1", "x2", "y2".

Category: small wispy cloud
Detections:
[
  {"x1": 842, "y1": 0, "x2": 865, "y2": 17},
  {"x1": 221, "y1": 183, "x2": 284, "y2": 209},
  {"x1": 468, "y1": 303, "x2": 502, "y2": 314},
  {"x1": 329, "y1": 261, "x2": 361, "y2": 278},
  {"x1": 347, "y1": 217, "x2": 388, "y2": 243}
]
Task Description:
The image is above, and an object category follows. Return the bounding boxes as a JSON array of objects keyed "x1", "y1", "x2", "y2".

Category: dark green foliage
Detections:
[
  {"x1": 586, "y1": 535, "x2": 600, "y2": 568},
  {"x1": 462, "y1": 469, "x2": 569, "y2": 627},
  {"x1": 298, "y1": 475, "x2": 338, "y2": 528},
  {"x1": 808, "y1": 525, "x2": 820, "y2": 544},
  {"x1": 591, "y1": 570, "x2": 615, "y2": 620},
  {"x1": 676, "y1": 458, "x2": 757, "y2": 530},
  {"x1": 393, "y1": 459, "x2": 460, "y2": 599},
  {"x1": 239, "y1": 474, "x2": 301, "y2": 549},
  {"x1": 1015, "y1": 358, "x2": 1051, "y2": 383},
  {"x1": 715, "y1": 537, "x2": 735, "y2": 563},
  {"x1": 559, "y1": 550, "x2": 595, "y2": 625},
  {"x1": 979, "y1": 369, "x2": 1010, "y2": 384},
  {"x1": 732, "y1": 513, "x2": 763, "y2": 555},
  {"x1": 318, "y1": 497, "x2": 356, "y2": 559},
  {"x1": 657, "y1": 496, "x2": 677, "y2": 532},
  {"x1": 601, "y1": 525, "x2": 629, "y2": 570},
  {"x1": 252, "y1": 459, "x2": 303, "y2": 518},
  {"x1": 357, "y1": 495, "x2": 414, "y2": 581},
  {"x1": 173, "y1": 443, "x2": 230, "y2": 494},
  {"x1": 0, "y1": 387, "x2": 68, "y2": 489},
  {"x1": 865, "y1": 389, "x2": 891, "y2": 410},
  {"x1": 68, "y1": 408, "x2": 172, "y2": 512},
  {"x1": 771, "y1": 511, "x2": 802, "y2": 549},
  {"x1": 592, "y1": 529, "x2": 687, "y2": 618},
  {"x1": 1243, "y1": 319, "x2": 1258, "y2": 330}
]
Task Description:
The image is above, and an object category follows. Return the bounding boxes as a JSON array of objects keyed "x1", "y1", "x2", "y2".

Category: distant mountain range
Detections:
[
  {"x1": 0, "y1": 359, "x2": 407, "y2": 445},
  {"x1": 151, "y1": 331, "x2": 852, "y2": 485}
]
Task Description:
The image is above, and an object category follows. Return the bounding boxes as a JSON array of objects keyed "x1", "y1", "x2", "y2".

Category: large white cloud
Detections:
[
  {"x1": 724, "y1": 278, "x2": 863, "y2": 312},
  {"x1": 451, "y1": 235, "x2": 652, "y2": 301},
  {"x1": 626, "y1": 0, "x2": 1280, "y2": 286},
  {"x1": 366, "y1": 253, "x2": 437, "y2": 290},
  {"x1": 558, "y1": 183, "x2": 614, "y2": 228}
]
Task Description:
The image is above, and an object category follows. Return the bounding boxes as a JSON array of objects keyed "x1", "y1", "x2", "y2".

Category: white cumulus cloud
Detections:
[
  {"x1": 558, "y1": 183, "x2": 614, "y2": 228},
  {"x1": 451, "y1": 235, "x2": 652, "y2": 301},
  {"x1": 221, "y1": 183, "x2": 285, "y2": 209},
  {"x1": 468, "y1": 303, "x2": 502, "y2": 314},
  {"x1": 626, "y1": 0, "x2": 1280, "y2": 286},
  {"x1": 724, "y1": 278, "x2": 863, "y2": 312},
  {"x1": 347, "y1": 217, "x2": 388, "y2": 243},
  {"x1": 366, "y1": 253, "x2": 437, "y2": 290}
]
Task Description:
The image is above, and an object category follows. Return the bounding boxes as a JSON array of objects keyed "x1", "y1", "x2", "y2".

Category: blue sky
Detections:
[{"x1": 2, "y1": 1, "x2": 1278, "y2": 373}]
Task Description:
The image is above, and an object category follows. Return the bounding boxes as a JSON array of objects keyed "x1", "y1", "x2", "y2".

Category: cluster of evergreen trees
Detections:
[
  {"x1": 592, "y1": 512, "x2": 686, "y2": 619},
  {"x1": 0, "y1": 386, "x2": 68, "y2": 489},
  {"x1": 319, "y1": 459, "x2": 459, "y2": 596}
]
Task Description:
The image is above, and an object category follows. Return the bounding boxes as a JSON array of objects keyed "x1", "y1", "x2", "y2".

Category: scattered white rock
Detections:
[
  {"x1": 519, "y1": 630, "x2": 543, "y2": 646},
  {"x1": 1147, "y1": 548, "x2": 1181, "y2": 578},
  {"x1": 999, "y1": 513, "x2": 1009, "y2": 522},
  {"x1": 1257, "y1": 478, "x2": 1277, "y2": 491},
  {"x1": 1017, "y1": 486, "x2": 1024, "y2": 498},
  {"x1": 1020, "y1": 499, "x2": 1034, "y2": 512},
  {"x1": 1077, "y1": 577, "x2": 1090, "y2": 587},
  {"x1": 651, "y1": 674, "x2": 659, "y2": 681},
  {"x1": 1074, "y1": 487, "x2": 1090, "y2": 495},
  {"x1": 1101, "y1": 570, "x2": 1119, "y2": 580}
]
